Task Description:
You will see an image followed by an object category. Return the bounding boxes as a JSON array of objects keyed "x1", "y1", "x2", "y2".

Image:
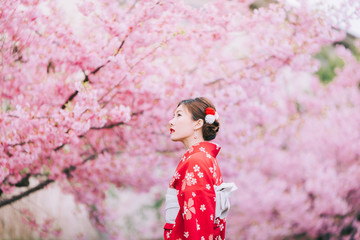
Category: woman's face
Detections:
[{"x1": 169, "y1": 104, "x2": 196, "y2": 142}]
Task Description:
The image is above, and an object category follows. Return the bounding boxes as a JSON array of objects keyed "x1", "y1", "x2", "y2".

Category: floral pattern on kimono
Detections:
[{"x1": 164, "y1": 141, "x2": 226, "y2": 240}]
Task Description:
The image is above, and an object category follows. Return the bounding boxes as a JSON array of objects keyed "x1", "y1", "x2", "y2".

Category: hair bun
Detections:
[{"x1": 202, "y1": 119, "x2": 219, "y2": 141}]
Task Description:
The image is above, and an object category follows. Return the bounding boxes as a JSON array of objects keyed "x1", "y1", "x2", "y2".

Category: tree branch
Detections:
[
  {"x1": 61, "y1": 39, "x2": 126, "y2": 109},
  {"x1": 0, "y1": 179, "x2": 54, "y2": 208},
  {"x1": 90, "y1": 121, "x2": 125, "y2": 130},
  {"x1": 61, "y1": 90, "x2": 79, "y2": 109},
  {"x1": 0, "y1": 151, "x2": 101, "y2": 208}
]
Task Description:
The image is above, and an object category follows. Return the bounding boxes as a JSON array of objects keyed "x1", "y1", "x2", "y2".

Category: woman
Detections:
[{"x1": 164, "y1": 97, "x2": 236, "y2": 240}]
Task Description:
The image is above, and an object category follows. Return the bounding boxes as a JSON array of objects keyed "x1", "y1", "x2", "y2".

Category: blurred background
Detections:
[{"x1": 1, "y1": 0, "x2": 360, "y2": 239}]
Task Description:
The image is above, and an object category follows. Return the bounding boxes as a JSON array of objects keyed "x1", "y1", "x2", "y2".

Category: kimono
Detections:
[{"x1": 164, "y1": 141, "x2": 226, "y2": 240}]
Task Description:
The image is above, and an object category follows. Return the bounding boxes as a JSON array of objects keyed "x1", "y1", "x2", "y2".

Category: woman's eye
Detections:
[{"x1": 177, "y1": 113, "x2": 181, "y2": 117}]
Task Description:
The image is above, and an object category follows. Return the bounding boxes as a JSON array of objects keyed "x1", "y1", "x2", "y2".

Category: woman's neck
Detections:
[{"x1": 182, "y1": 133, "x2": 205, "y2": 150}]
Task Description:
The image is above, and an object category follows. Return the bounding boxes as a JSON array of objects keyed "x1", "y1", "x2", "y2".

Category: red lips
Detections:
[{"x1": 170, "y1": 128, "x2": 175, "y2": 134}]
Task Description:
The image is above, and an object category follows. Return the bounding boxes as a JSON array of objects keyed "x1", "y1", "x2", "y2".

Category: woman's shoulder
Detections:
[{"x1": 185, "y1": 151, "x2": 214, "y2": 169}]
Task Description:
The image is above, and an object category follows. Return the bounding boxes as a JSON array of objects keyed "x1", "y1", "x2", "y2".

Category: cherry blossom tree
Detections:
[{"x1": 1, "y1": 0, "x2": 360, "y2": 239}]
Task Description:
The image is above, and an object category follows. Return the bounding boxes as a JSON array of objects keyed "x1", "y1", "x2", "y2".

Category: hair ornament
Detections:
[{"x1": 205, "y1": 107, "x2": 219, "y2": 124}]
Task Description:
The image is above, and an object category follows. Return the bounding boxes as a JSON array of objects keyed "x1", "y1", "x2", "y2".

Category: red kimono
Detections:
[{"x1": 164, "y1": 141, "x2": 226, "y2": 240}]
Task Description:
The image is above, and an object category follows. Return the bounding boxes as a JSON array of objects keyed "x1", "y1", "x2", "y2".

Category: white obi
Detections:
[{"x1": 165, "y1": 182, "x2": 237, "y2": 224}]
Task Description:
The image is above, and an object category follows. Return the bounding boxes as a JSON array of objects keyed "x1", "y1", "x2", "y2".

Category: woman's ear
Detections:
[{"x1": 194, "y1": 119, "x2": 204, "y2": 130}]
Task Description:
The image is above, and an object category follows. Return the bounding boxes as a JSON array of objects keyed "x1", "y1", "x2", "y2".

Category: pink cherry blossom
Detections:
[{"x1": 1, "y1": 0, "x2": 360, "y2": 239}]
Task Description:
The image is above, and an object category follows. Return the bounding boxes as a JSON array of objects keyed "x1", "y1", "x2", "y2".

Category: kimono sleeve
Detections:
[{"x1": 170, "y1": 152, "x2": 216, "y2": 240}]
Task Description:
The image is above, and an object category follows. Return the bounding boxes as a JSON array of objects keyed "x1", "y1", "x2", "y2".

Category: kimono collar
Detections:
[{"x1": 186, "y1": 141, "x2": 221, "y2": 158}]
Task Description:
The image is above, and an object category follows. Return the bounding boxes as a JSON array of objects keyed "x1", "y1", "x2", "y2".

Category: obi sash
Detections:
[{"x1": 165, "y1": 182, "x2": 237, "y2": 224}]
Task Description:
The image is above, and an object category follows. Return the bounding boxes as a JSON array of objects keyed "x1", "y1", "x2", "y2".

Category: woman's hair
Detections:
[{"x1": 177, "y1": 97, "x2": 220, "y2": 141}]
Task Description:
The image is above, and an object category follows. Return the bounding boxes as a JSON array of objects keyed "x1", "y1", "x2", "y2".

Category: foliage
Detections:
[{"x1": 314, "y1": 46, "x2": 345, "y2": 84}]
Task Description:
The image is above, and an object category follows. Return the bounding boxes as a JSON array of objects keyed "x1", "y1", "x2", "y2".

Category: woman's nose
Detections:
[{"x1": 169, "y1": 117, "x2": 174, "y2": 126}]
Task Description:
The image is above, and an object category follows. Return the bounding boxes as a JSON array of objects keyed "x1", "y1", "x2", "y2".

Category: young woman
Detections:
[{"x1": 164, "y1": 97, "x2": 236, "y2": 240}]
